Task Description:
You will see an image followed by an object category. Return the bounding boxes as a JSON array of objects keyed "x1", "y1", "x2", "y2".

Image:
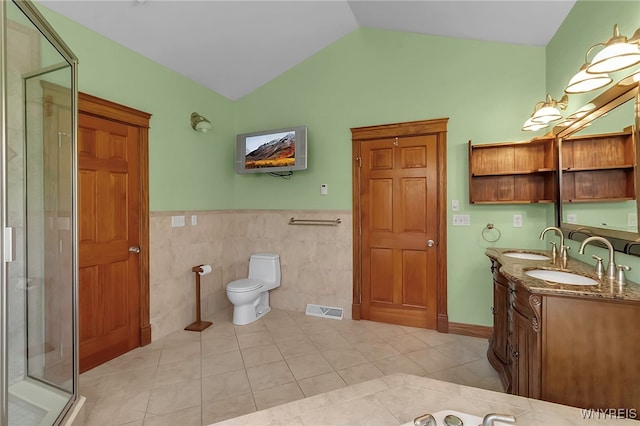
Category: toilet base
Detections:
[{"x1": 231, "y1": 291, "x2": 271, "y2": 326}]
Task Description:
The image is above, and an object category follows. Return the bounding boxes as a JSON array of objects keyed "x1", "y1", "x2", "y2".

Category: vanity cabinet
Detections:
[
  {"x1": 487, "y1": 255, "x2": 640, "y2": 411},
  {"x1": 468, "y1": 138, "x2": 555, "y2": 204},
  {"x1": 487, "y1": 259, "x2": 510, "y2": 391},
  {"x1": 509, "y1": 291, "x2": 540, "y2": 399},
  {"x1": 561, "y1": 128, "x2": 636, "y2": 202}
]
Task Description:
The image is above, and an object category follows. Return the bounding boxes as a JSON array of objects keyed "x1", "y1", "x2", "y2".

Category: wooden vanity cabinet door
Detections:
[
  {"x1": 511, "y1": 308, "x2": 541, "y2": 399},
  {"x1": 508, "y1": 283, "x2": 542, "y2": 399},
  {"x1": 492, "y1": 266, "x2": 509, "y2": 363},
  {"x1": 487, "y1": 260, "x2": 512, "y2": 393}
]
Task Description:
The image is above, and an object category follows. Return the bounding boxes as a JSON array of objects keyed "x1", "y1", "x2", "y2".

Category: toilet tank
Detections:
[{"x1": 248, "y1": 253, "x2": 281, "y2": 287}]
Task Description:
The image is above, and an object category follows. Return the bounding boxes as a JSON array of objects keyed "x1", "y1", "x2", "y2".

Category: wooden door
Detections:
[
  {"x1": 352, "y1": 119, "x2": 448, "y2": 330},
  {"x1": 78, "y1": 94, "x2": 151, "y2": 372}
]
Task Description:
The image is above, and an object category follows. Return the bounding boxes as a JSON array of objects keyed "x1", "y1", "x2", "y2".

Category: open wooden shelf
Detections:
[
  {"x1": 562, "y1": 129, "x2": 636, "y2": 202},
  {"x1": 469, "y1": 138, "x2": 556, "y2": 204}
]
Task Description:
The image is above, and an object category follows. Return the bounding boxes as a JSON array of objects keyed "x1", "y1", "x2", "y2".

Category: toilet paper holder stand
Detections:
[{"x1": 185, "y1": 264, "x2": 213, "y2": 332}]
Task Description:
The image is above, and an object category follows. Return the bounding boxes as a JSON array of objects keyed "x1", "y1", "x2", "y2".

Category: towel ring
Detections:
[{"x1": 482, "y1": 223, "x2": 501, "y2": 243}]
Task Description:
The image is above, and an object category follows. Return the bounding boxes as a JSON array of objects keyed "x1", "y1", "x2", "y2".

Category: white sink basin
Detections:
[
  {"x1": 525, "y1": 269, "x2": 598, "y2": 285},
  {"x1": 503, "y1": 251, "x2": 550, "y2": 260}
]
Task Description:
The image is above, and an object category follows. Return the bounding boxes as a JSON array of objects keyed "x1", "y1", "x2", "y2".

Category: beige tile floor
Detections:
[{"x1": 79, "y1": 308, "x2": 503, "y2": 426}]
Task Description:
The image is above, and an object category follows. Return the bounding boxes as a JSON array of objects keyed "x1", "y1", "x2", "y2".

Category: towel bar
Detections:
[{"x1": 288, "y1": 218, "x2": 341, "y2": 226}]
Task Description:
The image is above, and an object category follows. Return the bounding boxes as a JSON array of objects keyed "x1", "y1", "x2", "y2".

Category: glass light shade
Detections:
[
  {"x1": 565, "y1": 68, "x2": 612, "y2": 94},
  {"x1": 522, "y1": 118, "x2": 548, "y2": 132},
  {"x1": 531, "y1": 105, "x2": 562, "y2": 124},
  {"x1": 587, "y1": 42, "x2": 640, "y2": 74},
  {"x1": 618, "y1": 71, "x2": 640, "y2": 86}
]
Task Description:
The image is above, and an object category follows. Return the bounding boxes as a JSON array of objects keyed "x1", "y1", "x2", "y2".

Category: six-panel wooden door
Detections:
[
  {"x1": 360, "y1": 134, "x2": 439, "y2": 328},
  {"x1": 78, "y1": 112, "x2": 142, "y2": 372}
]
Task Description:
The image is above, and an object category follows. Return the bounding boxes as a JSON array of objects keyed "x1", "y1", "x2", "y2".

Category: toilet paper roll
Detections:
[{"x1": 198, "y1": 264, "x2": 212, "y2": 276}]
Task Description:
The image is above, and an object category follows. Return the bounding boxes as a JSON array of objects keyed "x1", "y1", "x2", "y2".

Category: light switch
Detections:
[
  {"x1": 320, "y1": 184, "x2": 328, "y2": 195},
  {"x1": 171, "y1": 215, "x2": 185, "y2": 227},
  {"x1": 451, "y1": 200, "x2": 460, "y2": 211},
  {"x1": 191, "y1": 215, "x2": 198, "y2": 225}
]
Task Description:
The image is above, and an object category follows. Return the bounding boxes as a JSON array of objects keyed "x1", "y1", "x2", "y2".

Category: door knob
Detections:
[
  {"x1": 427, "y1": 240, "x2": 436, "y2": 247},
  {"x1": 129, "y1": 246, "x2": 141, "y2": 254}
]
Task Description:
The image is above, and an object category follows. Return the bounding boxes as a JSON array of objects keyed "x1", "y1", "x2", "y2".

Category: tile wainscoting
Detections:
[{"x1": 150, "y1": 210, "x2": 353, "y2": 341}]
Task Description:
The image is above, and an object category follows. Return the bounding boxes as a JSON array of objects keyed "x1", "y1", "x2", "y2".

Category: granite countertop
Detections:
[
  {"x1": 485, "y1": 247, "x2": 640, "y2": 302},
  {"x1": 210, "y1": 374, "x2": 636, "y2": 425}
]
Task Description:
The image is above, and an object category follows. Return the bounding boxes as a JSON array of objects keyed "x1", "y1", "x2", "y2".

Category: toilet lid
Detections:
[{"x1": 227, "y1": 278, "x2": 263, "y2": 293}]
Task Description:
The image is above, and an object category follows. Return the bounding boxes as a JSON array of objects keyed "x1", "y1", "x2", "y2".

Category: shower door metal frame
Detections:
[{"x1": 1, "y1": 0, "x2": 79, "y2": 424}]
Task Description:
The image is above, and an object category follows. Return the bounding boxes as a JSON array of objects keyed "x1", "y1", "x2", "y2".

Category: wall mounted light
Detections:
[
  {"x1": 530, "y1": 94, "x2": 569, "y2": 124},
  {"x1": 522, "y1": 117, "x2": 549, "y2": 132},
  {"x1": 522, "y1": 101, "x2": 549, "y2": 131},
  {"x1": 190, "y1": 112, "x2": 212, "y2": 133},
  {"x1": 565, "y1": 44, "x2": 613, "y2": 94},
  {"x1": 586, "y1": 24, "x2": 640, "y2": 74}
]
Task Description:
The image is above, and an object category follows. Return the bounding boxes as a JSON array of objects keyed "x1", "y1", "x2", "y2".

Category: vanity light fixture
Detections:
[
  {"x1": 522, "y1": 101, "x2": 550, "y2": 131},
  {"x1": 618, "y1": 71, "x2": 640, "y2": 86},
  {"x1": 586, "y1": 24, "x2": 640, "y2": 74},
  {"x1": 522, "y1": 117, "x2": 549, "y2": 132},
  {"x1": 530, "y1": 94, "x2": 569, "y2": 124},
  {"x1": 566, "y1": 103, "x2": 596, "y2": 121},
  {"x1": 190, "y1": 112, "x2": 212, "y2": 133},
  {"x1": 565, "y1": 44, "x2": 613, "y2": 94}
]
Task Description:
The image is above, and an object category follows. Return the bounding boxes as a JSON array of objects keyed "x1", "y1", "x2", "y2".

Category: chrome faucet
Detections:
[
  {"x1": 483, "y1": 413, "x2": 516, "y2": 426},
  {"x1": 539, "y1": 226, "x2": 568, "y2": 263},
  {"x1": 579, "y1": 236, "x2": 616, "y2": 280}
]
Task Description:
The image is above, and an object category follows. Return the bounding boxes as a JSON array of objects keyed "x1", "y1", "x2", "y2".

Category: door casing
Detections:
[
  {"x1": 78, "y1": 92, "x2": 152, "y2": 347},
  {"x1": 351, "y1": 118, "x2": 448, "y2": 332}
]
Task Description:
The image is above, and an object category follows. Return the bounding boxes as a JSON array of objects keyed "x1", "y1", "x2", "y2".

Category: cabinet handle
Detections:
[
  {"x1": 490, "y1": 306, "x2": 496, "y2": 314},
  {"x1": 512, "y1": 351, "x2": 519, "y2": 359}
]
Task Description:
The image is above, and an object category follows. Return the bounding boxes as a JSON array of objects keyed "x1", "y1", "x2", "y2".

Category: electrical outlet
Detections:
[
  {"x1": 191, "y1": 215, "x2": 198, "y2": 225},
  {"x1": 513, "y1": 214, "x2": 523, "y2": 228},
  {"x1": 320, "y1": 184, "x2": 328, "y2": 195},
  {"x1": 629, "y1": 213, "x2": 638, "y2": 228},
  {"x1": 451, "y1": 199, "x2": 460, "y2": 211},
  {"x1": 567, "y1": 214, "x2": 578, "y2": 224},
  {"x1": 453, "y1": 214, "x2": 470, "y2": 226}
]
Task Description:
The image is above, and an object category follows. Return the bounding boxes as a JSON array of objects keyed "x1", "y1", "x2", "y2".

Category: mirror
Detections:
[{"x1": 555, "y1": 74, "x2": 640, "y2": 254}]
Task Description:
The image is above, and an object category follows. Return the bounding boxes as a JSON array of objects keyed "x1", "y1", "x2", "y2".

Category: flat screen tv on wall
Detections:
[{"x1": 235, "y1": 125, "x2": 307, "y2": 175}]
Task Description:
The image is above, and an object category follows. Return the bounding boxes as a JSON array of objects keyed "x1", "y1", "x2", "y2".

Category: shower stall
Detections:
[{"x1": 1, "y1": 0, "x2": 79, "y2": 425}]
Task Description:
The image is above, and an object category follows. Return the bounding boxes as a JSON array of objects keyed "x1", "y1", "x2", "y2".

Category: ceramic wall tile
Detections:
[{"x1": 149, "y1": 209, "x2": 353, "y2": 341}]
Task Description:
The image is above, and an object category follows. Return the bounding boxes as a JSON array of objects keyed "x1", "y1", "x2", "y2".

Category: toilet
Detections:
[{"x1": 226, "y1": 253, "x2": 281, "y2": 325}]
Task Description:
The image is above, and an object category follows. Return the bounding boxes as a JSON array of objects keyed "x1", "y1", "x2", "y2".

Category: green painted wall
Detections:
[
  {"x1": 546, "y1": 0, "x2": 640, "y2": 283},
  {"x1": 33, "y1": 0, "x2": 640, "y2": 326},
  {"x1": 38, "y1": 4, "x2": 238, "y2": 212},
  {"x1": 236, "y1": 28, "x2": 551, "y2": 325}
]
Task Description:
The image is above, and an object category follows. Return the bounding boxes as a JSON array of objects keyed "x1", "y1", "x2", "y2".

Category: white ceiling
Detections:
[{"x1": 39, "y1": 0, "x2": 577, "y2": 100}]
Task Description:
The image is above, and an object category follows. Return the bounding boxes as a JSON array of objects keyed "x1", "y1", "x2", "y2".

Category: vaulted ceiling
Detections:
[{"x1": 39, "y1": 1, "x2": 576, "y2": 100}]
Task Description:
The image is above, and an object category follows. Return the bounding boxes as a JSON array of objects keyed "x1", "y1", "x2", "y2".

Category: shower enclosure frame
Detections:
[{"x1": 0, "y1": 0, "x2": 79, "y2": 424}]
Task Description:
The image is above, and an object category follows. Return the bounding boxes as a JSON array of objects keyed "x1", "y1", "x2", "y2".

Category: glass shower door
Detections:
[{"x1": 2, "y1": 1, "x2": 78, "y2": 424}]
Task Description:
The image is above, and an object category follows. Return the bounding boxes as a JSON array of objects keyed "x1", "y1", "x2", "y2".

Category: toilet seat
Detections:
[{"x1": 227, "y1": 278, "x2": 263, "y2": 293}]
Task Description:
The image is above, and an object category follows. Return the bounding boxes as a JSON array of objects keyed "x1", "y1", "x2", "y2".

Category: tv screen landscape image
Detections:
[
  {"x1": 236, "y1": 126, "x2": 307, "y2": 174},
  {"x1": 245, "y1": 130, "x2": 295, "y2": 169}
]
